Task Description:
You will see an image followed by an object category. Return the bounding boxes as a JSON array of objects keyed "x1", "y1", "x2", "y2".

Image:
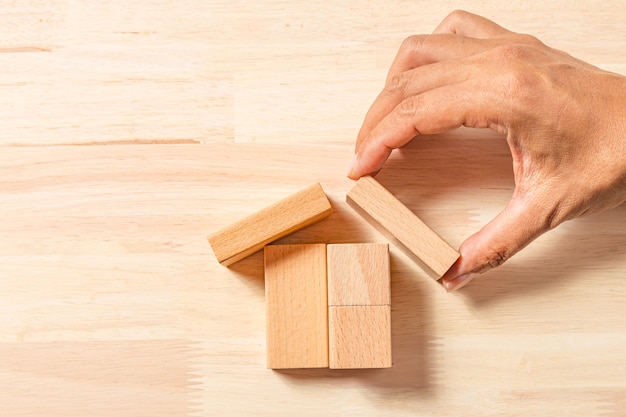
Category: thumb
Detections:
[{"x1": 441, "y1": 196, "x2": 550, "y2": 292}]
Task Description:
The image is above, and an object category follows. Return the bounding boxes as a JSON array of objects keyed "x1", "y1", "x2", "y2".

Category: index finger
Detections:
[
  {"x1": 357, "y1": 34, "x2": 497, "y2": 147},
  {"x1": 349, "y1": 79, "x2": 505, "y2": 179}
]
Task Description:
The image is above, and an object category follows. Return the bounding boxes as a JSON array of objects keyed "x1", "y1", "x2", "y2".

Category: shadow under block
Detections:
[
  {"x1": 208, "y1": 183, "x2": 332, "y2": 266},
  {"x1": 346, "y1": 176, "x2": 459, "y2": 279},
  {"x1": 327, "y1": 243, "x2": 391, "y2": 369},
  {"x1": 264, "y1": 244, "x2": 329, "y2": 369}
]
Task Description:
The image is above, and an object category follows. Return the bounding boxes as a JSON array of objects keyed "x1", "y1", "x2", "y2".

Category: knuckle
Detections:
[
  {"x1": 487, "y1": 250, "x2": 510, "y2": 269},
  {"x1": 385, "y1": 73, "x2": 407, "y2": 95},
  {"x1": 491, "y1": 54, "x2": 535, "y2": 106},
  {"x1": 400, "y1": 35, "x2": 420, "y2": 52},
  {"x1": 492, "y1": 43, "x2": 532, "y2": 62},
  {"x1": 444, "y1": 9, "x2": 471, "y2": 25},
  {"x1": 542, "y1": 198, "x2": 572, "y2": 230},
  {"x1": 515, "y1": 33, "x2": 543, "y2": 47},
  {"x1": 399, "y1": 34, "x2": 431, "y2": 55},
  {"x1": 396, "y1": 95, "x2": 420, "y2": 118},
  {"x1": 527, "y1": 185, "x2": 574, "y2": 231},
  {"x1": 479, "y1": 248, "x2": 511, "y2": 271},
  {"x1": 502, "y1": 68, "x2": 529, "y2": 99}
]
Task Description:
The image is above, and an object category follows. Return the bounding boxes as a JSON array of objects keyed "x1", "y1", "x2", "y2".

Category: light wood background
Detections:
[{"x1": 1, "y1": 1, "x2": 625, "y2": 416}]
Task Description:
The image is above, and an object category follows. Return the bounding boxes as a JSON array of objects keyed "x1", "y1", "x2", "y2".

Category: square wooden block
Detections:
[
  {"x1": 328, "y1": 305, "x2": 392, "y2": 369},
  {"x1": 327, "y1": 243, "x2": 390, "y2": 307}
]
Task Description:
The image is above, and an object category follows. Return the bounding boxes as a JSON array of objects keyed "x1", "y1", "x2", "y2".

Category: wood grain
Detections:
[
  {"x1": 208, "y1": 183, "x2": 332, "y2": 266},
  {"x1": 327, "y1": 243, "x2": 390, "y2": 306},
  {"x1": 0, "y1": 340, "x2": 197, "y2": 417},
  {"x1": 328, "y1": 305, "x2": 392, "y2": 369},
  {"x1": 327, "y1": 244, "x2": 391, "y2": 368},
  {"x1": 347, "y1": 176, "x2": 460, "y2": 278},
  {"x1": 1, "y1": 1, "x2": 625, "y2": 416},
  {"x1": 264, "y1": 244, "x2": 329, "y2": 369}
]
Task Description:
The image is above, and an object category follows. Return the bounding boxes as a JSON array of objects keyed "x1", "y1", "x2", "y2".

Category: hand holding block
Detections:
[
  {"x1": 208, "y1": 183, "x2": 332, "y2": 266},
  {"x1": 327, "y1": 243, "x2": 391, "y2": 369},
  {"x1": 346, "y1": 176, "x2": 459, "y2": 279},
  {"x1": 265, "y1": 244, "x2": 329, "y2": 369}
]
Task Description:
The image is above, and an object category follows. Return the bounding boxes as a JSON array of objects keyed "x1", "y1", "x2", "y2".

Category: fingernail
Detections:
[
  {"x1": 442, "y1": 273, "x2": 474, "y2": 292},
  {"x1": 347, "y1": 154, "x2": 359, "y2": 179}
]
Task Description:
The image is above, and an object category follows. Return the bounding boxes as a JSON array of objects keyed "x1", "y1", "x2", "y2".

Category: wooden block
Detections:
[
  {"x1": 327, "y1": 243, "x2": 392, "y2": 369},
  {"x1": 346, "y1": 176, "x2": 459, "y2": 279},
  {"x1": 327, "y1": 243, "x2": 390, "y2": 307},
  {"x1": 264, "y1": 244, "x2": 329, "y2": 369},
  {"x1": 208, "y1": 183, "x2": 332, "y2": 266},
  {"x1": 328, "y1": 305, "x2": 391, "y2": 369}
]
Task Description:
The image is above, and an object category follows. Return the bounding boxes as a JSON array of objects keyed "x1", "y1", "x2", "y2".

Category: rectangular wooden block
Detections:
[
  {"x1": 328, "y1": 305, "x2": 391, "y2": 369},
  {"x1": 208, "y1": 183, "x2": 332, "y2": 266},
  {"x1": 264, "y1": 244, "x2": 329, "y2": 369},
  {"x1": 327, "y1": 243, "x2": 390, "y2": 307},
  {"x1": 346, "y1": 176, "x2": 459, "y2": 279}
]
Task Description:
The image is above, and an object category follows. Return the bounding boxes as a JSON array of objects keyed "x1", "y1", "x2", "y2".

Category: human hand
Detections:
[{"x1": 348, "y1": 10, "x2": 626, "y2": 291}]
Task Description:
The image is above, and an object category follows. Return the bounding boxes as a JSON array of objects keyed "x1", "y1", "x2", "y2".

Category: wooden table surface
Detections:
[{"x1": 1, "y1": 1, "x2": 625, "y2": 416}]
